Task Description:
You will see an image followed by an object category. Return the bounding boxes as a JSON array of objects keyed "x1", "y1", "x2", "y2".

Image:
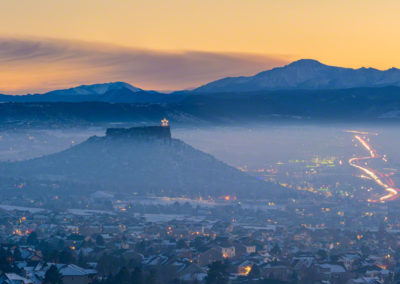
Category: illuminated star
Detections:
[{"x1": 161, "y1": 118, "x2": 169, "y2": 127}]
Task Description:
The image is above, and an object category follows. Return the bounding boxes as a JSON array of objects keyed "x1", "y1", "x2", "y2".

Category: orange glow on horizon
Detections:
[{"x1": 1, "y1": 1, "x2": 400, "y2": 92}]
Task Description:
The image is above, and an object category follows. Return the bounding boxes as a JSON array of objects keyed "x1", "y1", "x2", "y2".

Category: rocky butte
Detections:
[
  {"x1": 106, "y1": 125, "x2": 171, "y2": 141},
  {"x1": 0, "y1": 121, "x2": 289, "y2": 199}
]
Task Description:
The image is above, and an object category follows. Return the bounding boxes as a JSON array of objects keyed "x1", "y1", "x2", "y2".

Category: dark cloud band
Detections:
[{"x1": 0, "y1": 37, "x2": 290, "y2": 94}]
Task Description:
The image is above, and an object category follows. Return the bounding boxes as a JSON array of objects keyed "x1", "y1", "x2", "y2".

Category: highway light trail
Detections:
[
  {"x1": 348, "y1": 134, "x2": 399, "y2": 202},
  {"x1": 344, "y1": 130, "x2": 378, "y2": 136}
]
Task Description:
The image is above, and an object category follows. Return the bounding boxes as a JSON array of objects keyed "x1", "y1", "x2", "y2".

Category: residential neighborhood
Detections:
[{"x1": 0, "y1": 193, "x2": 399, "y2": 283}]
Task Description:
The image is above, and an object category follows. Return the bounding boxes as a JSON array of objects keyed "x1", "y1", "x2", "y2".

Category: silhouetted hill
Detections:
[
  {"x1": 178, "y1": 86, "x2": 400, "y2": 122},
  {"x1": 0, "y1": 126, "x2": 286, "y2": 199},
  {"x1": 2, "y1": 86, "x2": 400, "y2": 127},
  {"x1": 195, "y1": 59, "x2": 400, "y2": 92}
]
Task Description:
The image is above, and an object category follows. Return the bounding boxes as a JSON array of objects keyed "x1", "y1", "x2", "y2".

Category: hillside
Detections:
[{"x1": 0, "y1": 126, "x2": 286, "y2": 199}]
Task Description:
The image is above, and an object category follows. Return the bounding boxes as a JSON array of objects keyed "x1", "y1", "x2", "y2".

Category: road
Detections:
[{"x1": 348, "y1": 134, "x2": 399, "y2": 202}]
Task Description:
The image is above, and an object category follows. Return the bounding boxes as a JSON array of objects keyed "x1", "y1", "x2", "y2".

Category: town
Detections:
[{"x1": 0, "y1": 191, "x2": 399, "y2": 284}]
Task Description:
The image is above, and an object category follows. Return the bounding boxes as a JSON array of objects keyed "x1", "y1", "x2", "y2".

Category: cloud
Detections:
[{"x1": 0, "y1": 37, "x2": 291, "y2": 94}]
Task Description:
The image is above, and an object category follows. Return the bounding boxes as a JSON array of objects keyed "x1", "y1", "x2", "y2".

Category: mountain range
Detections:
[
  {"x1": 0, "y1": 82, "x2": 181, "y2": 104},
  {"x1": 3, "y1": 59, "x2": 400, "y2": 101},
  {"x1": 1, "y1": 59, "x2": 400, "y2": 123},
  {"x1": 42, "y1": 82, "x2": 142, "y2": 96},
  {"x1": 195, "y1": 59, "x2": 400, "y2": 92}
]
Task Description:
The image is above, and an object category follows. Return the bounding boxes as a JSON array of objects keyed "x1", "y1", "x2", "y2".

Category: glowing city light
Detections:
[{"x1": 348, "y1": 134, "x2": 399, "y2": 202}]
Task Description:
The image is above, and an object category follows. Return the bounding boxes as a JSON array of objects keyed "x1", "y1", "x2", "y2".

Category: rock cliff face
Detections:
[{"x1": 106, "y1": 126, "x2": 171, "y2": 140}]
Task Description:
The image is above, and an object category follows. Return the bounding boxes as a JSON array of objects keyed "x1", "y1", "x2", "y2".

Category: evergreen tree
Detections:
[
  {"x1": 78, "y1": 251, "x2": 86, "y2": 268},
  {"x1": 205, "y1": 261, "x2": 229, "y2": 284},
  {"x1": 131, "y1": 266, "x2": 143, "y2": 284},
  {"x1": 44, "y1": 265, "x2": 63, "y2": 284},
  {"x1": 97, "y1": 253, "x2": 118, "y2": 275},
  {"x1": 248, "y1": 264, "x2": 261, "y2": 280},
  {"x1": 96, "y1": 235, "x2": 105, "y2": 246},
  {"x1": 176, "y1": 239, "x2": 187, "y2": 249},
  {"x1": 59, "y1": 248, "x2": 74, "y2": 264},
  {"x1": 13, "y1": 247, "x2": 22, "y2": 261},
  {"x1": 316, "y1": 249, "x2": 327, "y2": 260},
  {"x1": 270, "y1": 244, "x2": 281, "y2": 256},
  {"x1": 0, "y1": 247, "x2": 12, "y2": 273},
  {"x1": 27, "y1": 231, "x2": 39, "y2": 246},
  {"x1": 145, "y1": 268, "x2": 156, "y2": 284},
  {"x1": 115, "y1": 267, "x2": 130, "y2": 284}
]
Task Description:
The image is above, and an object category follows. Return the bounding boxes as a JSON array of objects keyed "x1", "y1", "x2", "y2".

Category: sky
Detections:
[{"x1": 1, "y1": 0, "x2": 400, "y2": 94}]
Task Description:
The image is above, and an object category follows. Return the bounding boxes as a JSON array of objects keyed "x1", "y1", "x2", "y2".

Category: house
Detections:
[
  {"x1": 237, "y1": 260, "x2": 253, "y2": 276},
  {"x1": 197, "y1": 248, "x2": 223, "y2": 266},
  {"x1": 316, "y1": 263, "x2": 351, "y2": 284},
  {"x1": 30, "y1": 263, "x2": 96, "y2": 284},
  {"x1": 177, "y1": 263, "x2": 206, "y2": 282},
  {"x1": 262, "y1": 264, "x2": 293, "y2": 282},
  {"x1": 58, "y1": 264, "x2": 97, "y2": 284},
  {"x1": 221, "y1": 246, "x2": 235, "y2": 258},
  {"x1": 0, "y1": 273, "x2": 33, "y2": 284},
  {"x1": 346, "y1": 276, "x2": 382, "y2": 284},
  {"x1": 339, "y1": 254, "x2": 361, "y2": 270},
  {"x1": 245, "y1": 245, "x2": 256, "y2": 254},
  {"x1": 234, "y1": 242, "x2": 256, "y2": 257}
]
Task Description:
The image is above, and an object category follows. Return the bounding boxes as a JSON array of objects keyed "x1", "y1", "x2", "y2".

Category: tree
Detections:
[
  {"x1": 248, "y1": 264, "x2": 261, "y2": 280},
  {"x1": 27, "y1": 231, "x2": 39, "y2": 245},
  {"x1": 115, "y1": 267, "x2": 131, "y2": 284},
  {"x1": 145, "y1": 268, "x2": 156, "y2": 284},
  {"x1": 13, "y1": 247, "x2": 22, "y2": 261},
  {"x1": 78, "y1": 251, "x2": 87, "y2": 268},
  {"x1": 0, "y1": 247, "x2": 12, "y2": 273},
  {"x1": 205, "y1": 261, "x2": 228, "y2": 284},
  {"x1": 97, "y1": 253, "x2": 110, "y2": 275},
  {"x1": 176, "y1": 239, "x2": 187, "y2": 249},
  {"x1": 270, "y1": 244, "x2": 281, "y2": 256},
  {"x1": 44, "y1": 265, "x2": 63, "y2": 284},
  {"x1": 59, "y1": 248, "x2": 74, "y2": 264},
  {"x1": 135, "y1": 240, "x2": 146, "y2": 253},
  {"x1": 57, "y1": 239, "x2": 65, "y2": 250},
  {"x1": 290, "y1": 271, "x2": 298, "y2": 284},
  {"x1": 96, "y1": 235, "x2": 105, "y2": 246},
  {"x1": 316, "y1": 249, "x2": 327, "y2": 260},
  {"x1": 44, "y1": 249, "x2": 60, "y2": 263},
  {"x1": 97, "y1": 253, "x2": 118, "y2": 276},
  {"x1": 131, "y1": 267, "x2": 143, "y2": 284},
  {"x1": 394, "y1": 271, "x2": 400, "y2": 284},
  {"x1": 191, "y1": 237, "x2": 207, "y2": 251}
]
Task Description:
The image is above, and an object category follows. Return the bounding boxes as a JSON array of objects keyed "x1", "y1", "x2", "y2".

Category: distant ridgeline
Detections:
[{"x1": 106, "y1": 126, "x2": 171, "y2": 140}]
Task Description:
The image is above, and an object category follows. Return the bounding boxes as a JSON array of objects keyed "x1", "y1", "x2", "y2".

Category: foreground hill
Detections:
[
  {"x1": 195, "y1": 59, "x2": 400, "y2": 93},
  {"x1": 0, "y1": 126, "x2": 286, "y2": 199}
]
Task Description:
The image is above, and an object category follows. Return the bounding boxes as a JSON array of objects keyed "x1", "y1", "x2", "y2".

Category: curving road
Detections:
[{"x1": 348, "y1": 134, "x2": 399, "y2": 202}]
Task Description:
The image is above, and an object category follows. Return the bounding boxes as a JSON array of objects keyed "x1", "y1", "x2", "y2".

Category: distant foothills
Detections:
[{"x1": 2, "y1": 59, "x2": 400, "y2": 124}]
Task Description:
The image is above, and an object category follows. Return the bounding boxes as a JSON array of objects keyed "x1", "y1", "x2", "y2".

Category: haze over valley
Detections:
[{"x1": 3, "y1": 1, "x2": 400, "y2": 283}]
